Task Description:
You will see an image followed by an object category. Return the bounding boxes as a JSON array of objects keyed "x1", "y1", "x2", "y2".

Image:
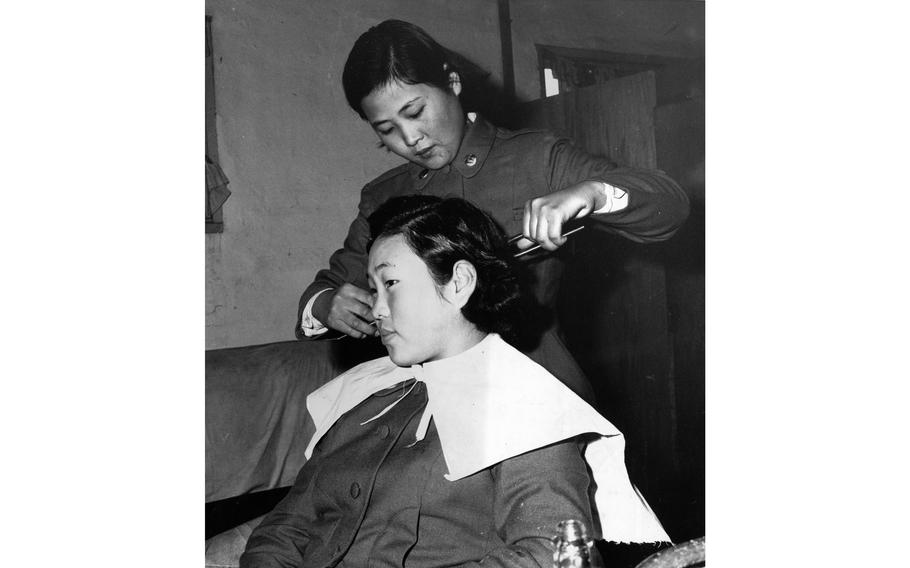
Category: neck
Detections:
[
  {"x1": 428, "y1": 325, "x2": 488, "y2": 363},
  {"x1": 443, "y1": 111, "x2": 471, "y2": 167}
]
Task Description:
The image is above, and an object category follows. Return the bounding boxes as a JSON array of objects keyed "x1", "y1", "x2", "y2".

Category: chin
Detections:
[
  {"x1": 386, "y1": 347, "x2": 414, "y2": 367},
  {"x1": 388, "y1": 354, "x2": 419, "y2": 367},
  {"x1": 422, "y1": 153, "x2": 451, "y2": 171},
  {"x1": 386, "y1": 344, "x2": 429, "y2": 367}
]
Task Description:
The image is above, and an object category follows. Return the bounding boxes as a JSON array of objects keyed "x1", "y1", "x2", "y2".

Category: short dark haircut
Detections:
[
  {"x1": 342, "y1": 19, "x2": 456, "y2": 119},
  {"x1": 367, "y1": 196, "x2": 524, "y2": 340}
]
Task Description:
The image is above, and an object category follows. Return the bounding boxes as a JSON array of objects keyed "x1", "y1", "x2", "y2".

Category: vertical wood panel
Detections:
[
  {"x1": 656, "y1": 97, "x2": 705, "y2": 542},
  {"x1": 570, "y1": 71, "x2": 657, "y2": 169},
  {"x1": 563, "y1": 75, "x2": 677, "y2": 488},
  {"x1": 515, "y1": 72, "x2": 688, "y2": 536}
]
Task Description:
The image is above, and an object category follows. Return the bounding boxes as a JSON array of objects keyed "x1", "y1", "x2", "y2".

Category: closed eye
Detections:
[{"x1": 406, "y1": 107, "x2": 424, "y2": 119}]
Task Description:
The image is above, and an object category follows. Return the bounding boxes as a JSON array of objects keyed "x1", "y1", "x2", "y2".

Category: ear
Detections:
[
  {"x1": 446, "y1": 68, "x2": 462, "y2": 97},
  {"x1": 446, "y1": 259, "x2": 476, "y2": 309}
]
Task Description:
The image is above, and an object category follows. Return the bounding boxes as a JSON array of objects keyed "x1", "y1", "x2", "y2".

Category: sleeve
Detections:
[
  {"x1": 299, "y1": 288, "x2": 333, "y2": 337},
  {"x1": 238, "y1": 477, "x2": 317, "y2": 568},
  {"x1": 239, "y1": 515, "x2": 308, "y2": 567},
  {"x1": 546, "y1": 137, "x2": 690, "y2": 243},
  {"x1": 295, "y1": 188, "x2": 375, "y2": 340},
  {"x1": 453, "y1": 438, "x2": 602, "y2": 568}
]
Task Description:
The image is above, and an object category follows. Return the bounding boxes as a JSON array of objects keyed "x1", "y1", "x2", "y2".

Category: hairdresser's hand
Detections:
[
  {"x1": 313, "y1": 283, "x2": 379, "y2": 339},
  {"x1": 517, "y1": 181, "x2": 607, "y2": 251}
]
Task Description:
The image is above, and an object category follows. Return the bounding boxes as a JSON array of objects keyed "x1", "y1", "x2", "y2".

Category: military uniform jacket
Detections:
[
  {"x1": 239, "y1": 380, "x2": 597, "y2": 568},
  {"x1": 297, "y1": 116, "x2": 690, "y2": 400}
]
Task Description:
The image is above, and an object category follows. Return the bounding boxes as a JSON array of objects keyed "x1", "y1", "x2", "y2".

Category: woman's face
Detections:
[
  {"x1": 368, "y1": 234, "x2": 461, "y2": 366},
  {"x1": 361, "y1": 78, "x2": 465, "y2": 171}
]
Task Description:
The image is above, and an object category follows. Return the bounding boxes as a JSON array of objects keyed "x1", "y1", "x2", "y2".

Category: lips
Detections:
[
  {"x1": 379, "y1": 329, "x2": 397, "y2": 343},
  {"x1": 415, "y1": 146, "x2": 435, "y2": 158}
]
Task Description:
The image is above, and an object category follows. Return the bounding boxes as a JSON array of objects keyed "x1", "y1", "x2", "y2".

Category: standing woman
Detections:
[
  {"x1": 298, "y1": 19, "x2": 689, "y2": 401},
  {"x1": 242, "y1": 196, "x2": 668, "y2": 568}
]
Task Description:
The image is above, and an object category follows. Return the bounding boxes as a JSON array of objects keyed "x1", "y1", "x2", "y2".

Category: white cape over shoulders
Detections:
[{"x1": 304, "y1": 333, "x2": 670, "y2": 543}]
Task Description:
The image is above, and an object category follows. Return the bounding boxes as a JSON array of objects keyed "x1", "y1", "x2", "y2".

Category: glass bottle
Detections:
[{"x1": 552, "y1": 519, "x2": 593, "y2": 568}]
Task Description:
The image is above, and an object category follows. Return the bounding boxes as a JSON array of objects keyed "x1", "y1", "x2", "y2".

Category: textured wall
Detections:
[{"x1": 205, "y1": 0, "x2": 703, "y2": 349}]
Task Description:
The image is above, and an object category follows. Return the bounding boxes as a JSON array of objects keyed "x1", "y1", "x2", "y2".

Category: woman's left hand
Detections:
[{"x1": 518, "y1": 181, "x2": 606, "y2": 251}]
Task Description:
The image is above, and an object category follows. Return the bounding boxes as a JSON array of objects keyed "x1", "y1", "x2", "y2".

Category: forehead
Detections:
[
  {"x1": 368, "y1": 234, "x2": 418, "y2": 272},
  {"x1": 361, "y1": 80, "x2": 440, "y2": 121}
]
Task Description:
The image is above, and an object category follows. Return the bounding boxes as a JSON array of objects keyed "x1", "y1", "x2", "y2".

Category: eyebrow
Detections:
[
  {"x1": 370, "y1": 261, "x2": 395, "y2": 272},
  {"x1": 369, "y1": 97, "x2": 422, "y2": 128}
]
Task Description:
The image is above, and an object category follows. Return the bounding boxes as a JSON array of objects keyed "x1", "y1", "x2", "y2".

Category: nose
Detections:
[
  {"x1": 371, "y1": 292, "x2": 389, "y2": 322},
  {"x1": 401, "y1": 124, "x2": 423, "y2": 147}
]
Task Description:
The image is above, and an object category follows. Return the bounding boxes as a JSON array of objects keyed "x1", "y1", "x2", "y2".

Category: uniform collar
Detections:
[{"x1": 410, "y1": 113, "x2": 496, "y2": 190}]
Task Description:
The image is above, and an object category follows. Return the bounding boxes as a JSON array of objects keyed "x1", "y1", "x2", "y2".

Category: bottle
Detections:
[{"x1": 552, "y1": 519, "x2": 593, "y2": 568}]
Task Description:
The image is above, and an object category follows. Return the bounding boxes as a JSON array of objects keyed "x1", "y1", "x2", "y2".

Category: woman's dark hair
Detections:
[
  {"x1": 342, "y1": 20, "x2": 455, "y2": 119},
  {"x1": 367, "y1": 195, "x2": 536, "y2": 343},
  {"x1": 342, "y1": 19, "x2": 516, "y2": 124}
]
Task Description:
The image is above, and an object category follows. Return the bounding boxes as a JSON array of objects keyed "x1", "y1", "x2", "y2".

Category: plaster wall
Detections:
[{"x1": 205, "y1": 0, "x2": 704, "y2": 349}]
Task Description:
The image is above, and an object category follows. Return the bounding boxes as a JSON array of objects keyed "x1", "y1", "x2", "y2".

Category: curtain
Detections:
[{"x1": 206, "y1": 155, "x2": 230, "y2": 221}]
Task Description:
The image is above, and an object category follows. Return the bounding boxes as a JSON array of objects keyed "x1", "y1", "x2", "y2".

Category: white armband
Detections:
[
  {"x1": 592, "y1": 182, "x2": 629, "y2": 214},
  {"x1": 300, "y1": 288, "x2": 333, "y2": 337}
]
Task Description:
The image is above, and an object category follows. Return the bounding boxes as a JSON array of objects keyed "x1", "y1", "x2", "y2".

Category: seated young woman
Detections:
[{"x1": 240, "y1": 196, "x2": 668, "y2": 568}]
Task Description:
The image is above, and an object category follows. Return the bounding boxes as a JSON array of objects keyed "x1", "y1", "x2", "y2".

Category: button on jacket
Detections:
[
  {"x1": 296, "y1": 115, "x2": 690, "y2": 401},
  {"x1": 240, "y1": 380, "x2": 597, "y2": 567}
]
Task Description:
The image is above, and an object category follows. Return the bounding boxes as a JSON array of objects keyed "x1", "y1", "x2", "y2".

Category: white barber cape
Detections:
[{"x1": 305, "y1": 333, "x2": 670, "y2": 543}]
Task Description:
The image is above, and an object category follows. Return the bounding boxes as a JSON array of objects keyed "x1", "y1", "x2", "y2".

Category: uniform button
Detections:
[
  {"x1": 349, "y1": 482, "x2": 361, "y2": 498},
  {"x1": 418, "y1": 168, "x2": 429, "y2": 179},
  {"x1": 377, "y1": 424, "x2": 390, "y2": 439},
  {"x1": 464, "y1": 154, "x2": 477, "y2": 167}
]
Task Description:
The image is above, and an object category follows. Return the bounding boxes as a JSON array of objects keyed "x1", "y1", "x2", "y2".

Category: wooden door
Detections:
[{"x1": 514, "y1": 70, "x2": 703, "y2": 542}]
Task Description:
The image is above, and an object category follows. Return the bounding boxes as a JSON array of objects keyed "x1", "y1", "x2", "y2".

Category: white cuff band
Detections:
[
  {"x1": 592, "y1": 182, "x2": 629, "y2": 214},
  {"x1": 300, "y1": 288, "x2": 333, "y2": 337}
]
